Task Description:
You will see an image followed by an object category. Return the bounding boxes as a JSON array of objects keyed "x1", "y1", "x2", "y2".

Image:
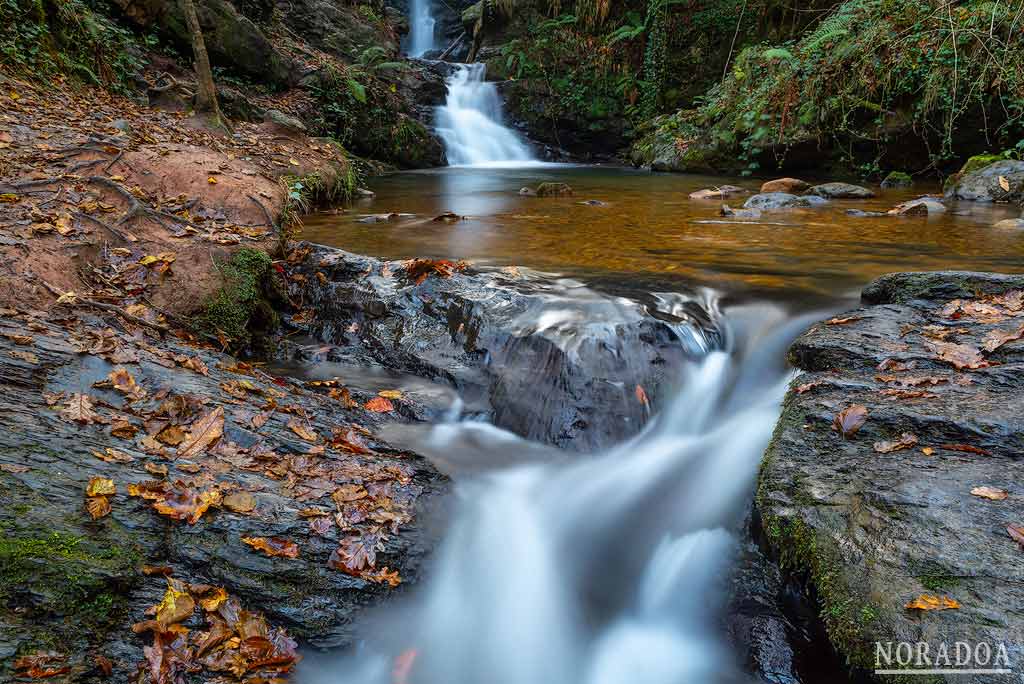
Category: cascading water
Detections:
[
  {"x1": 407, "y1": 0, "x2": 436, "y2": 58},
  {"x1": 434, "y1": 64, "x2": 535, "y2": 166},
  {"x1": 301, "y1": 293, "x2": 826, "y2": 684}
]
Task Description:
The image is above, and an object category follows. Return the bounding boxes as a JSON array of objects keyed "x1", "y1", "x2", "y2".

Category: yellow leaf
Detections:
[
  {"x1": 9, "y1": 91, "x2": 20, "y2": 100},
  {"x1": 288, "y1": 158, "x2": 300, "y2": 166},
  {"x1": 921, "y1": 447, "x2": 935, "y2": 456},
  {"x1": 970, "y1": 486, "x2": 1008, "y2": 501},
  {"x1": 86, "y1": 477, "x2": 116, "y2": 497},
  {"x1": 155, "y1": 578, "x2": 195, "y2": 628},
  {"x1": 998, "y1": 175, "x2": 1010, "y2": 192},
  {"x1": 905, "y1": 594, "x2": 960, "y2": 611},
  {"x1": 287, "y1": 417, "x2": 318, "y2": 442},
  {"x1": 378, "y1": 389, "x2": 403, "y2": 399},
  {"x1": 207, "y1": 176, "x2": 218, "y2": 184},
  {"x1": 110, "y1": 175, "x2": 125, "y2": 181},
  {"x1": 86, "y1": 495, "x2": 111, "y2": 520},
  {"x1": 55, "y1": 213, "x2": 74, "y2": 236}
]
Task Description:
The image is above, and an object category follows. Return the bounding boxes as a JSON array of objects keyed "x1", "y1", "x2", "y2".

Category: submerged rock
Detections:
[
  {"x1": 535, "y1": 182, "x2": 574, "y2": 198},
  {"x1": 845, "y1": 209, "x2": 886, "y2": 218},
  {"x1": 744, "y1": 193, "x2": 826, "y2": 210},
  {"x1": 292, "y1": 245, "x2": 716, "y2": 450},
  {"x1": 805, "y1": 182, "x2": 875, "y2": 199},
  {"x1": 720, "y1": 204, "x2": 762, "y2": 219},
  {"x1": 758, "y1": 271, "x2": 1024, "y2": 678},
  {"x1": 689, "y1": 185, "x2": 746, "y2": 200},
  {"x1": 760, "y1": 178, "x2": 809, "y2": 194},
  {"x1": 945, "y1": 159, "x2": 1024, "y2": 203},
  {"x1": 994, "y1": 218, "x2": 1024, "y2": 229}
]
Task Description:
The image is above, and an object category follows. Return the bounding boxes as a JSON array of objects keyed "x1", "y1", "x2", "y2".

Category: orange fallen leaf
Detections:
[
  {"x1": 921, "y1": 447, "x2": 935, "y2": 456},
  {"x1": 833, "y1": 404, "x2": 868, "y2": 439},
  {"x1": 177, "y1": 407, "x2": 224, "y2": 459},
  {"x1": 332, "y1": 484, "x2": 368, "y2": 505},
  {"x1": 86, "y1": 495, "x2": 111, "y2": 520},
  {"x1": 155, "y1": 578, "x2": 195, "y2": 629},
  {"x1": 87, "y1": 477, "x2": 116, "y2": 497},
  {"x1": 970, "y1": 486, "x2": 1008, "y2": 501},
  {"x1": 826, "y1": 316, "x2": 862, "y2": 325},
  {"x1": 940, "y1": 443, "x2": 990, "y2": 456},
  {"x1": 923, "y1": 339, "x2": 990, "y2": 370},
  {"x1": 287, "y1": 417, "x2": 318, "y2": 442},
  {"x1": 365, "y1": 396, "x2": 394, "y2": 413},
  {"x1": 905, "y1": 594, "x2": 959, "y2": 611},
  {"x1": 1008, "y1": 524, "x2": 1024, "y2": 550},
  {"x1": 873, "y1": 432, "x2": 918, "y2": 454},
  {"x1": 242, "y1": 536, "x2": 300, "y2": 558},
  {"x1": 222, "y1": 492, "x2": 256, "y2": 513}
]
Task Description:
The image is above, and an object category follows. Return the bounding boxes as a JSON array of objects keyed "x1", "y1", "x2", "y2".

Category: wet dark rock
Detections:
[
  {"x1": 743, "y1": 193, "x2": 826, "y2": 210},
  {"x1": 805, "y1": 182, "x2": 875, "y2": 199},
  {"x1": 263, "y1": 109, "x2": 307, "y2": 136},
  {"x1": 292, "y1": 245, "x2": 713, "y2": 450},
  {"x1": 945, "y1": 159, "x2": 1024, "y2": 203},
  {"x1": 845, "y1": 209, "x2": 886, "y2": 218},
  {"x1": 757, "y1": 271, "x2": 1024, "y2": 678},
  {"x1": 0, "y1": 312, "x2": 446, "y2": 679},
  {"x1": 519, "y1": 187, "x2": 537, "y2": 196}
]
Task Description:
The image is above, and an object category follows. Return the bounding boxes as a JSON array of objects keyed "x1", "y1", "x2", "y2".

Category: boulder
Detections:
[
  {"x1": 720, "y1": 204, "x2": 761, "y2": 219},
  {"x1": 844, "y1": 209, "x2": 885, "y2": 218},
  {"x1": 111, "y1": 0, "x2": 293, "y2": 88},
  {"x1": 758, "y1": 271, "x2": 1024, "y2": 677},
  {"x1": 262, "y1": 109, "x2": 308, "y2": 137},
  {"x1": 743, "y1": 193, "x2": 825, "y2": 210},
  {"x1": 880, "y1": 171, "x2": 913, "y2": 189},
  {"x1": 944, "y1": 159, "x2": 1024, "y2": 203},
  {"x1": 760, "y1": 178, "x2": 809, "y2": 193},
  {"x1": 886, "y1": 197, "x2": 946, "y2": 216},
  {"x1": 689, "y1": 185, "x2": 745, "y2": 200},
  {"x1": 518, "y1": 187, "x2": 537, "y2": 197},
  {"x1": 994, "y1": 218, "x2": 1024, "y2": 229},
  {"x1": 535, "y1": 182, "x2": 574, "y2": 198},
  {"x1": 805, "y1": 182, "x2": 875, "y2": 199}
]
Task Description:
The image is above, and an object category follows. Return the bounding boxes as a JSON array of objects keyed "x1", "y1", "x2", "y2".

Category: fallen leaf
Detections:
[
  {"x1": 207, "y1": 176, "x2": 218, "y2": 184},
  {"x1": 150, "y1": 482, "x2": 222, "y2": 524},
  {"x1": 998, "y1": 175, "x2": 1011, "y2": 192},
  {"x1": 105, "y1": 367, "x2": 147, "y2": 401},
  {"x1": 982, "y1": 323, "x2": 1024, "y2": 353},
  {"x1": 1, "y1": 463, "x2": 29, "y2": 473},
  {"x1": 242, "y1": 536, "x2": 299, "y2": 558},
  {"x1": 364, "y1": 566, "x2": 401, "y2": 587},
  {"x1": 364, "y1": 396, "x2": 394, "y2": 413},
  {"x1": 60, "y1": 393, "x2": 105, "y2": 424},
  {"x1": 833, "y1": 404, "x2": 868, "y2": 439},
  {"x1": 826, "y1": 316, "x2": 862, "y2": 325},
  {"x1": 873, "y1": 432, "x2": 918, "y2": 453},
  {"x1": 87, "y1": 477, "x2": 116, "y2": 497},
  {"x1": 635, "y1": 384, "x2": 649, "y2": 407},
  {"x1": 110, "y1": 420, "x2": 139, "y2": 439},
  {"x1": 905, "y1": 594, "x2": 960, "y2": 611},
  {"x1": 92, "y1": 447, "x2": 134, "y2": 464},
  {"x1": 923, "y1": 339, "x2": 990, "y2": 370},
  {"x1": 156, "y1": 578, "x2": 195, "y2": 629},
  {"x1": 156, "y1": 425, "x2": 187, "y2": 446},
  {"x1": 222, "y1": 492, "x2": 256, "y2": 513},
  {"x1": 9, "y1": 349, "x2": 38, "y2": 364},
  {"x1": 13, "y1": 652, "x2": 70, "y2": 679},
  {"x1": 94, "y1": 654, "x2": 113, "y2": 676},
  {"x1": 331, "y1": 427, "x2": 371, "y2": 454},
  {"x1": 794, "y1": 380, "x2": 824, "y2": 394},
  {"x1": 328, "y1": 386, "x2": 358, "y2": 408},
  {"x1": 331, "y1": 484, "x2": 368, "y2": 506},
  {"x1": 86, "y1": 495, "x2": 111, "y2": 519},
  {"x1": 921, "y1": 447, "x2": 935, "y2": 456},
  {"x1": 378, "y1": 389, "x2": 403, "y2": 400},
  {"x1": 940, "y1": 443, "x2": 990, "y2": 456},
  {"x1": 1, "y1": 331, "x2": 33, "y2": 344},
  {"x1": 970, "y1": 486, "x2": 1008, "y2": 500},
  {"x1": 309, "y1": 516, "x2": 333, "y2": 536},
  {"x1": 286, "y1": 418, "x2": 318, "y2": 442},
  {"x1": 145, "y1": 462, "x2": 169, "y2": 477},
  {"x1": 1008, "y1": 524, "x2": 1024, "y2": 550},
  {"x1": 177, "y1": 407, "x2": 224, "y2": 459}
]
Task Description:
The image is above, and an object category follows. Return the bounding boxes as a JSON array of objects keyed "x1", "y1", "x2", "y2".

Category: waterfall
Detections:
[
  {"x1": 435, "y1": 64, "x2": 535, "y2": 167},
  {"x1": 408, "y1": 0, "x2": 437, "y2": 57}
]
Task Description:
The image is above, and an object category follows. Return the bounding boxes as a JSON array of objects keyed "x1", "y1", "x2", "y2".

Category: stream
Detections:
[{"x1": 296, "y1": 60, "x2": 1024, "y2": 684}]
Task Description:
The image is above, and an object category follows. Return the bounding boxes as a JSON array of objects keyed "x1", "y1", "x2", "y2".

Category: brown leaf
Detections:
[
  {"x1": 309, "y1": 516, "x2": 334, "y2": 536},
  {"x1": 148, "y1": 481, "x2": 222, "y2": 524},
  {"x1": 145, "y1": 462, "x2": 169, "y2": 477},
  {"x1": 1, "y1": 463, "x2": 29, "y2": 473},
  {"x1": 873, "y1": 432, "x2": 918, "y2": 454},
  {"x1": 833, "y1": 404, "x2": 868, "y2": 439},
  {"x1": 364, "y1": 566, "x2": 401, "y2": 587},
  {"x1": 177, "y1": 407, "x2": 224, "y2": 459},
  {"x1": 242, "y1": 536, "x2": 300, "y2": 559},
  {"x1": 106, "y1": 367, "x2": 146, "y2": 401},
  {"x1": 92, "y1": 447, "x2": 134, "y2": 464},
  {"x1": 328, "y1": 533, "x2": 383, "y2": 574},
  {"x1": 196, "y1": 586, "x2": 228, "y2": 611},
  {"x1": 9, "y1": 349, "x2": 38, "y2": 364},
  {"x1": 921, "y1": 447, "x2": 936, "y2": 456},
  {"x1": 1, "y1": 331, "x2": 34, "y2": 344},
  {"x1": 330, "y1": 427, "x2": 371, "y2": 454},
  {"x1": 905, "y1": 594, "x2": 959, "y2": 611},
  {"x1": 156, "y1": 424, "x2": 187, "y2": 446},
  {"x1": 970, "y1": 486, "x2": 1008, "y2": 500},
  {"x1": 94, "y1": 654, "x2": 113, "y2": 677},
  {"x1": 923, "y1": 339, "x2": 990, "y2": 370},
  {"x1": 175, "y1": 354, "x2": 209, "y2": 375},
  {"x1": 940, "y1": 443, "x2": 990, "y2": 456},
  {"x1": 14, "y1": 652, "x2": 70, "y2": 679},
  {"x1": 86, "y1": 495, "x2": 111, "y2": 520},
  {"x1": 328, "y1": 386, "x2": 358, "y2": 408},
  {"x1": 332, "y1": 484, "x2": 368, "y2": 506},
  {"x1": 879, "y1": 388, "x2": 938, "y2": 400},
  {"x1": 1008, "y1": 524, "x2": 1024, "y2": 550},
  {"x1": 364, "y1": 396, "x2": 394, "y2": 413},
  {"x1": 110, "y1": 420, "x2": 139, "y2": 439},
  {"x1": 222, "y1": 492, "x2": 256, "y2": 513},
  {"x1": 155, "y1": 578, "x2": 195, "y2": 629},
  {"x1": 826, "y1": 316, "x2": 862, "y2": 325},
  {"x1": 794, "y1": 380, "x2": 824, "y2": 394},
  {"x1": 60, "y1": 393, "x2": 105, "y2": 424},
  {"x1": 286, "y1": 417, "x2": 318, "y2": 442},
  {"x1": 982, "y1": 323, "x2": 1024, "y2": 353}
]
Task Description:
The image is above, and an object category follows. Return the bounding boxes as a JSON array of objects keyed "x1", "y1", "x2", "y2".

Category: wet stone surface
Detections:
[{"x1": 757, "y1": 271, "x2": 1024, "y2": 681}]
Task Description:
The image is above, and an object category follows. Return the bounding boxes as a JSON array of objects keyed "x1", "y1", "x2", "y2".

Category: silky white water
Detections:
[
  {"x1": 407, "y1": 0, "x2": 436, "y2": 57},
  {"x1": 435, "y1": 64, "x2": 535, "y2": 166},
  {"x1": 301, "y1": 295, "x2": 824, "y2": 684}
]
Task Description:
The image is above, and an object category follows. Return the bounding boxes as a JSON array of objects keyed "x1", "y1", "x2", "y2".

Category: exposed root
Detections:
[{"x1": 38, "y1": 279, "x2": 171, "y2": 335}]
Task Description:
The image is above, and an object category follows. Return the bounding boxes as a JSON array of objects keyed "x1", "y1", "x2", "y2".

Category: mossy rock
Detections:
[
  {"x1": 199, "y1": 248, "x2": 286, "y2": 354},
  {"x1": 880, "y1": 171, "x2": 913, "y2": 188},
  {"x1": 535, "y1": 182, "x2": 574, "y2": 197}
]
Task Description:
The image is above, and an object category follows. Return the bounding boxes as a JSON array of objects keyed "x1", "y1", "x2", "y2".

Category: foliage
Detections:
[
  {"x1": 0, "y1": 0, "x2": 144, "y2": 92},
  {"x1": 690, "y1": 0, "x2": 1024, "y2": 172},
  {"x1": 199, "y1": 248, "x2": 276, "y2": 352}
]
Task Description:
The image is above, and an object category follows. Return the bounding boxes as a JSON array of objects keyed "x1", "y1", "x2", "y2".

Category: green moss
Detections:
[
  {"x1": 881, "y1": 171, "x2": 913, "y2": 187},
  {"x1": 959, "y1": 153, "x2": 1003, "y2": 177},
  {"x1": 199, "y1": 248, "x2": 280, "y2": 353}
]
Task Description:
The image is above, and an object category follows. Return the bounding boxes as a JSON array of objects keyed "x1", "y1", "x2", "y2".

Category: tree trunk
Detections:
[{"x1": 180, "y1": 0, "x2": 230, "y2": 130}]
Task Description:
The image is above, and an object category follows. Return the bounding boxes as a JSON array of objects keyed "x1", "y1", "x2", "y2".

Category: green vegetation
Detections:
[
  {"x1": 200, "y1": 248, "x2": 282, "y2": 353},
  {"x1": 0, "y1": 0, "x2": 144, "y2": 92}
]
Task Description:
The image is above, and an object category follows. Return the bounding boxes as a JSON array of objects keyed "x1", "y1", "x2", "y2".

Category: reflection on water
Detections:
[{"x1": 302, "y1": 166, "x2": 1024, "y2": 296}]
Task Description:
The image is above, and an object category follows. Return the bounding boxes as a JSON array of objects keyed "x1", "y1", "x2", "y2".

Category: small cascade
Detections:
[
  {"x1": 435, "y1": 64, "x2": 535, "y2": 166},
  {"x1": 408, "y1": 0, "x2": 437, "y2": 57}
]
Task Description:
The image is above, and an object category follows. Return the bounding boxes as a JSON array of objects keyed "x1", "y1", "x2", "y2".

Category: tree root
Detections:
[
  {"x1": 247, "y1": 194, "x2": 277, "y2": 231},
  {"x1": 86, "y1": 176, "x2": 200, "y2": 235},
  {"x1": 72, "y1": 211, "x2": 138, "y2": 244},
  {"x1": 38, "y1": 279, "x2": 171, "y2": 335}
]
